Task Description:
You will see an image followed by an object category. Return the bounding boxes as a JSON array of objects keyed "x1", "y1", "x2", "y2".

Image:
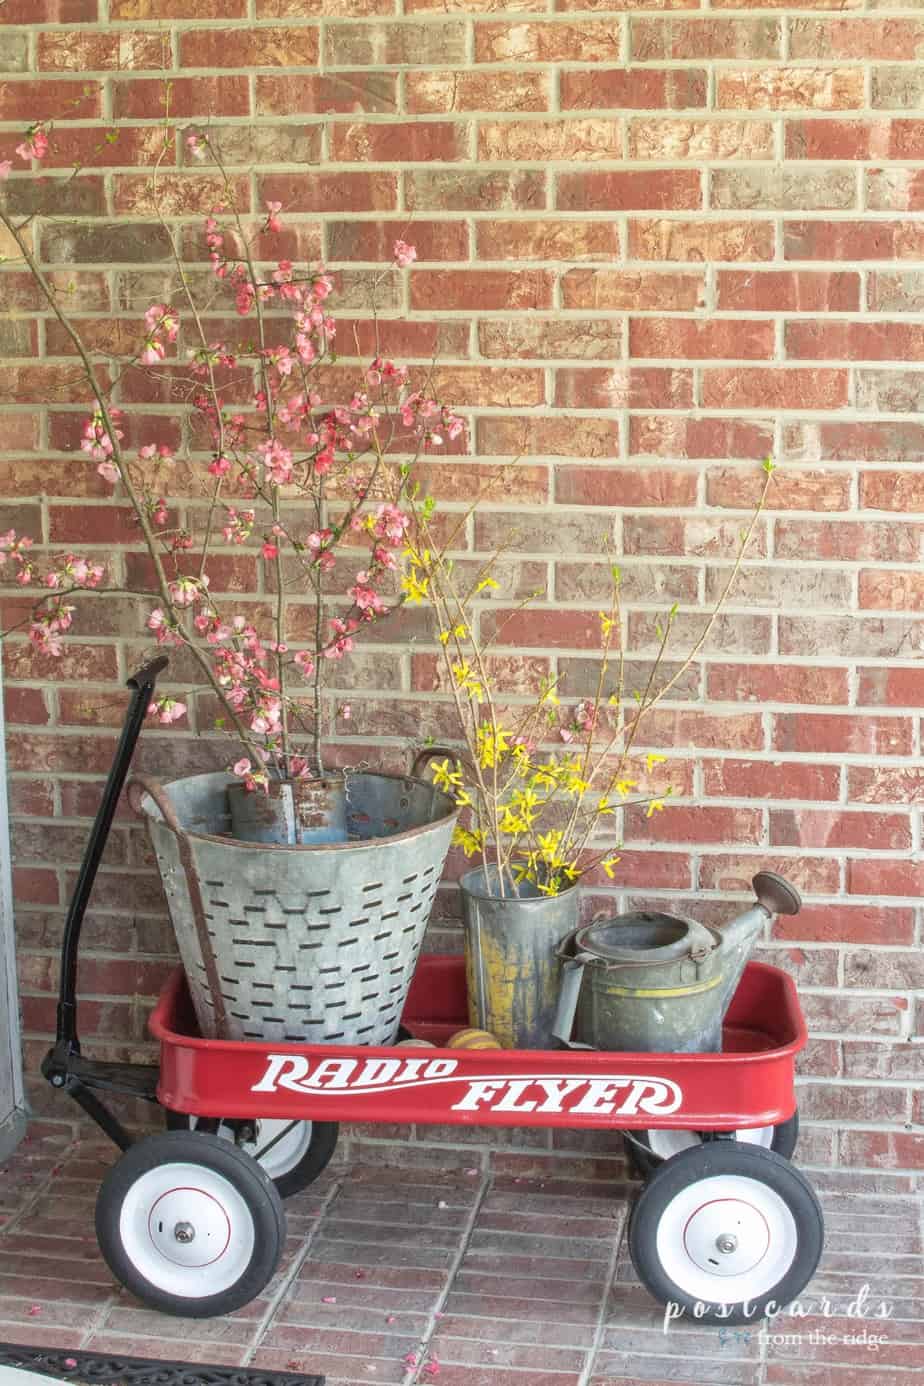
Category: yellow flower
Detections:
[
  {"x1": 430, "y1": 758, "x2": 463, "y2": 792},
  {"x1": 531, "y1": 762, "x2": 557, "y2": 789},
  {"x1": 646, "y1": 752, "x2": 667, "y2": 773},
  {"x1": 475, "y1": 577, "x2": 498, "y2": 594},
  {"x1": 614, "y1": 779, "x2": 637, "y2": 798},
  {"x1": 401, "y1": 567, "x2": 429, "y2": 603},
  {"x1": 454, "y1": 789, "x2": 473, "y2": 808},
  {"x1": 599, "y1": 611, "x2": 615, "y2": 637},
  {"x1": 476, "y1": 723, "x2": 510, "y2": 769},
  {"x1": 596, "y1": 797, "x2": 614, "y2": 816},
  {"x1": 438, "y1": 629, "x2": 451, "y2": 645},
  {"x1": 536, "y1": 829, "x2": 563, "y2": 863},
  {"x1": 602, "y1": 855, "x2": 621, "y2": 879},
  {"x1": 645, "y1": 799, "x2": 665, "y2": 818}
]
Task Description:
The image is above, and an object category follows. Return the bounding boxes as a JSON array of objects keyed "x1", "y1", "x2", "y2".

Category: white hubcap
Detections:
[
  {"x1": 120, "y1": 1162, "x2": 255, "y2": 1297},
  {"x1": 647, "y1": 1126, "x2": 774, "y2": 1161},
  {"x1": 656, "y1": 1173, "x2": 798, "y2": 1303}
]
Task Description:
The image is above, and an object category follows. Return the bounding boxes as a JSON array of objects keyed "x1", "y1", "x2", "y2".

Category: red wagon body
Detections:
[{"x1": 150, "y1": 954, "x2": 806, "y2": 1134}]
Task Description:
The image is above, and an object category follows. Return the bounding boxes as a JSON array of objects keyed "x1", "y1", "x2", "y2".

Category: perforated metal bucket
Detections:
[{"x1": 135, "y1": 769, "x2": 458, "y2": 1046}]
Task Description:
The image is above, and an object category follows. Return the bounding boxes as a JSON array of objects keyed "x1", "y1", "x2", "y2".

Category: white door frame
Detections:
[{"x1": 0, "y1": 650, "x2": 25, "y2": 1161}]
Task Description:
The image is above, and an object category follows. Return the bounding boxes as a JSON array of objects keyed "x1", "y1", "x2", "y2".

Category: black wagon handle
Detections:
[{"x1": 127, "y1": 654, "x2": 170, "y2": 692}]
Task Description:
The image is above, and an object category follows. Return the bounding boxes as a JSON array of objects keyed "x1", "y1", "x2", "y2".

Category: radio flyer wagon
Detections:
[{"x1": 42, "y1": 661, "x2": 824, "y2": 1325}]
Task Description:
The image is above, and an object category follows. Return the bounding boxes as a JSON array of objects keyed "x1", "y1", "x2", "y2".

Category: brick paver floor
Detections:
[{"x1": 0, "y1": 1123, "x2": 921, "y2": 1386}]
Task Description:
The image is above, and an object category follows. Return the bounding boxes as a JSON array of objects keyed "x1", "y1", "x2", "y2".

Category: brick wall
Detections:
[{"x1": 1, "y1": 1, "x2": 922, "y2": 1169}]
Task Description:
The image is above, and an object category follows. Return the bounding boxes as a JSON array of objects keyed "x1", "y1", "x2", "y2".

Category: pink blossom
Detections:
[
  {"x1": 149, "y1": 697, "x2": 187, "y2": 725},
  {"x1": 393, "y1": 239, "x2": 417, "y2": 268},
  {"x1": 208, "y1": 455, "x2": 231, "y2": 477},
  {"x1": 265, "y1": 200, "x2": 283, "y2": 234},
  {"x1": 233, "y1": 758, "x2": 251, "y2": 777},
  {"x1": 262, "y1": 540, "x2": 279, "y2": 560},
  {"x1": 325, "y1": 617, "x2": 356, "y2": 660},
  {"x1": 168, "y1": 577, "x2": 200, "y2": 608},
  {"x1": 97, "y1": 461, "x2": 119, "y2": 484},
  {"x1": 16, "y1": 129, "x2": 48, "y2": 162},
  {"x1": 186, "y1": 133, "x2": 205, "y2": 160},
  {"x1": 27, "y1": 1304, "x2": 41, "y2": 1316},
  {"x1": 338, "y1": 703, "x2": 352, "y2": 721},
  {"x1": 293, "y1": 650, "x2": 315, "y2": 678},
  {"x1": 321, "y1": 1295, "x2": 336, "y2": 1304},
  {"x1": 63, "y1": 1360, "x2": 78, "y2": 1370}
]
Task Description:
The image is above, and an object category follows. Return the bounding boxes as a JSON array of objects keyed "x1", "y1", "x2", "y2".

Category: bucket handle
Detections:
[
  {"x1": 127, "y1": 775, "x2": 183, "y2": 834},
  {"x1": 552, "y1": 926, "x2": 598, "y2": 1047},
  {"x1": 410, "y1": 744, "x2": 469, "y2": 781}
]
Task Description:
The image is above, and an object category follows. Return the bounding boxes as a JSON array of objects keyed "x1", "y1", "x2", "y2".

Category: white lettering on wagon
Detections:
[{"x1": 251, "y1": 1055, "x2": 682, "y2": 1116}]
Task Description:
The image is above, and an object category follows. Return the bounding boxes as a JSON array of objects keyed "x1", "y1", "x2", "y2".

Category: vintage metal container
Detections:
[
  {"x1": 135, "y1": 765, "x2": 458, "y2": 1047},
  {"x1": 553, "y1": 872, "x2": 802, "y2": 1054},
  {"x1": 227, "y1": 774, "x2": 348, "y2": 845},
  {"x1": 460, "y1": 866, "x2": 578, "y2": 1049}
]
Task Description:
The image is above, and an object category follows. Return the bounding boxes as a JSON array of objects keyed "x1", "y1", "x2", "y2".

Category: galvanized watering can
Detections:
[{"x1": 552, "y1": 871, "x2": 802, "y2": 1054}]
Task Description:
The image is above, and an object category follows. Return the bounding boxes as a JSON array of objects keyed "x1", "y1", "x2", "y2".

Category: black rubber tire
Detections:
[
  {"x1": 96, "y1": 1131, "x2": 285, "y2": 1318},
  {"x1": 625, "y1": 1110, "x2": 799, "y2": 1180},
  {"x1": 628, "y1": 1141, "x2": 824, "y2": 1326},
  {"x1": 164, "y1": 1111, "x2": 339, "y2": 1199}
]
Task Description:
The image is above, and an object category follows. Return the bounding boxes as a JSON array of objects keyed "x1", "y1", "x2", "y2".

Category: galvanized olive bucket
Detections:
[
  {"x1": 132, "y1": 759, "x2": 457, "y2": 1047},
  {"x1": 460, "y1": 866, "x2": 578, "y2": 1050}
]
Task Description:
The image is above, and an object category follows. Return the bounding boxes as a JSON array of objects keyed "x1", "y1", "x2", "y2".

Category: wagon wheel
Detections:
[
  {"x1": 624, "y1": 1110, "x2": 799, "y2": 1180},
  {"x1": 165, "y1": 1111, "x2": 339, "y2": 1199},
  {"x1": 96, "y1": 1131, "x2": 285, "y2": 1318},
  {"x1": 628, "y1": 1142, "x2": 823, "y2": 1327}
]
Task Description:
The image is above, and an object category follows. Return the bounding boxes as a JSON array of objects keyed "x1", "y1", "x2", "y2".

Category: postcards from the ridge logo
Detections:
[{"x1": 252, "y1": 1053, "x2": 683, "y2": 1117}]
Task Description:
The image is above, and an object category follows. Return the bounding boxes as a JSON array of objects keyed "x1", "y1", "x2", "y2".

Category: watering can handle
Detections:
[{"x1": 552, "y1": 957, "x2": 586, "y2": 1046}]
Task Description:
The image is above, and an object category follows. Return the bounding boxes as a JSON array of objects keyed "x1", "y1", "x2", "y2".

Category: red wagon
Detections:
[{"x1": 44, "y1": 661, "x2": 824, "y2": 1326}]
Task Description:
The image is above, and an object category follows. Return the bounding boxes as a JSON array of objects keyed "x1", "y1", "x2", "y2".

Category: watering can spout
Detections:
[{"x1": 714, "y1": 871, "x2": 803, "y2": 1019}]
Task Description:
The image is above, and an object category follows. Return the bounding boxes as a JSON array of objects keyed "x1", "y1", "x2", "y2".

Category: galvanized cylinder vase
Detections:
[{"x1": 459, "y1": 866, "x2": 578, "y2": 1050}]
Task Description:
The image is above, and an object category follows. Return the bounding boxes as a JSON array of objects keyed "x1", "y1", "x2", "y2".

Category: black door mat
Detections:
[{"x1": 0, "y1": 1344, "x2": 324, "y2": 1386}]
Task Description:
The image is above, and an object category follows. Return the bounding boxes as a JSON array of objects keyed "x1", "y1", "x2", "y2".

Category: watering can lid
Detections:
[{"x1": 573, "y1": 910, "x2": 719, "y2": 965}]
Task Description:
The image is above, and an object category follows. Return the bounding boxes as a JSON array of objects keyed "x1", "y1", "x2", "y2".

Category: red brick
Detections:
[
  {"x1": 775, "y1": 518, "x2": 921, "y2": 562},
  {"x1": 844, "y1": 948, "x2": 924, "y2": 991},
  {"x1": 561, "y1": 268, "x2": 705, "y2": 312},
  {"x1": 331, "y1": 121, "x2": 469, "y2": 162},
  {"x1": 477, "y1": 416, "x2": 620, "y2": 460},
  {"x1": 850, "y1": 859, "x2": 924, "y2": 898},
  {"x1": 862, "y1": 471, "x2": 924, "y2": 510},
  {"x1": 37, "y1": 29, "x2": 168, "y2": 70},
  {"x1": 857, "y1": 366, "x2": 924, "y2": 413},
  {"x1": 475, "y1": 21, "x2": 623, "y2": 64},
  {"x1": 0, "y1": 79, "x2": 101, "y2": 120},
  {"x1": 857, "y1": 667, "x2": 924, "y2": 707},
  {"x1": 628, "y1": 218, "x2": 774, "y2": 262},
  {"x1": 477, "y1": 220, "x2": 620, "y2": 261},
  {"x1": 112, "y1": 0, "x2": 244, "y2": 11},
  {"x1": 557, "y1": 169, "x2": 702, "y2": 211},
  {"x1": 786, "y1": 117, "x2": 891, "y2": 161},
  {"x1": 785, "y1": 219, "x2": 924, "y2": 261},
  {"x1": 326, "y1": 220, "x2": 468, "y2": 263},
  {"x1": 583, "y1": 851, "x2": 692, "y2": 891},
  {"x1": 8, "y1": 778, "x2": 55, "y2": 816},
  {"x1": 699, "y1": 854, "x2": 840, "y2": 896},
  {"x1": 630, "y1": 318, "x2": 773, "y2": 360},
  {"x1": 771, "y1": 809, "x2": 911, "y2": 851},
  {"x1": 703, "y1": 367, "x2": 848, "y2": 410},
  {"x1": 47, "y1": 503, "x2": 146, "y2": 545},
  {"x1": 555, "y1": 367, "x2": 692, "y2": 411},
  {"x1": 1, "y1": 0, "x2": 97, "y2": 17},
  {"x1": 794, "y1": 17, "x2": 924, "y2": 58},
  {"x1": 716, "y1": 270, "x2": 860, "y2": 312},
  {"x1": 632, "y1": 17, "x2": 781, "y2": 60},
  {"x1": 480, "y1": 118, "x2": 621, "y2": 163},
  {"x1": 13, "y1": 867, "x2": 59, "y2": 907},
  {"x1": 405, "y1": 169, "x2": 546, "y2": 212},
  {"x1": 325, "y1": 19, "x2": 467, "y2": 67},
  {"x1": 798, "y1": 1083, "x2": 909, "y2": 1124},
  {"x1": 801, "y1": 422, "x2": 924, "y2": 464},
  {"x1": 114, "y1": 75, "x2": 250, "y2": 118},
  {"x1": 555, "y1": 467, "x2": 697, "y2": 509},
  {"x1": 626, "y1": 515, "x2": 769, "y2": 558},
  {"x1": 774, "y1": 712, "x2": 913, "y2": 756},
  {"x1": 626, "y1": 804, "x2": 763, "y2": 845},
  {"x1": 406, "y1": 70, "x2": 549, "y2": 114},
  {"x1": 181, "y1": 25, "x2": 317, "y2": 67},
  {"x1": 561, "y1": 68, "x2": 707, "y2": 111},
  {"x1": 720, "y1": 67, "x2": 864, "y2": 110},
  {"x1": 479, "y1": 318, "x2": 622, "y2": 361},
  {"x1": 838, "y1": 1129, "x2": 924, "y2": 1170},
  {"x1": 4, "y1": 687, "x2": 50, "y2": 726},
  {"x1": 411, "y1": 269, "x2": 553, "y2": 312},
  {"x1": 478, "y1": 608, "x2": 607, "y2": 651},
  {"x1": 631, "y1": 416, "x2": 773, "y2": 460},
  {"x1": 703, "y1": 758, "x2": 840, "y2": 801},
  {"x1": 641, "y1": 708, "x2": 765, "y2": 751},
  {"x1": 255, "y1": 71, "x2": 397, "y2": 114},
  {"x1": 787, "y1": 320, "x2": 924, "y2": 361},
  {"x1": 707, "y1": 466, "x2": 851, "y2": 511},
  {"x1": 849, "y1": 765, "x2": 924, "y2": 808},
  {"x1": 114, "y1": 172, "x2": 249, "y2": 218},
  {"x1": 860, "y1": 568, "x2": 924, "y2": 611},
  {"x1": 775, "y1": 903, "x2": 914, "y2": 946},
  {"x1": 707, "y1": 663, "x2": 848, "y2": 706},
  {"x1": 260, "y1": 171, "x2": 398, "y2": 212}
]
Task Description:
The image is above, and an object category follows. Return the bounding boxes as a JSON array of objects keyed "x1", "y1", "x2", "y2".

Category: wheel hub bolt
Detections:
[
  {"x1": 715, "y1": 1233, "x2": 738, "y2": 1254},
  {"x1": 173, "y1": 1221, "x2": 196, "y2": 1244}
]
